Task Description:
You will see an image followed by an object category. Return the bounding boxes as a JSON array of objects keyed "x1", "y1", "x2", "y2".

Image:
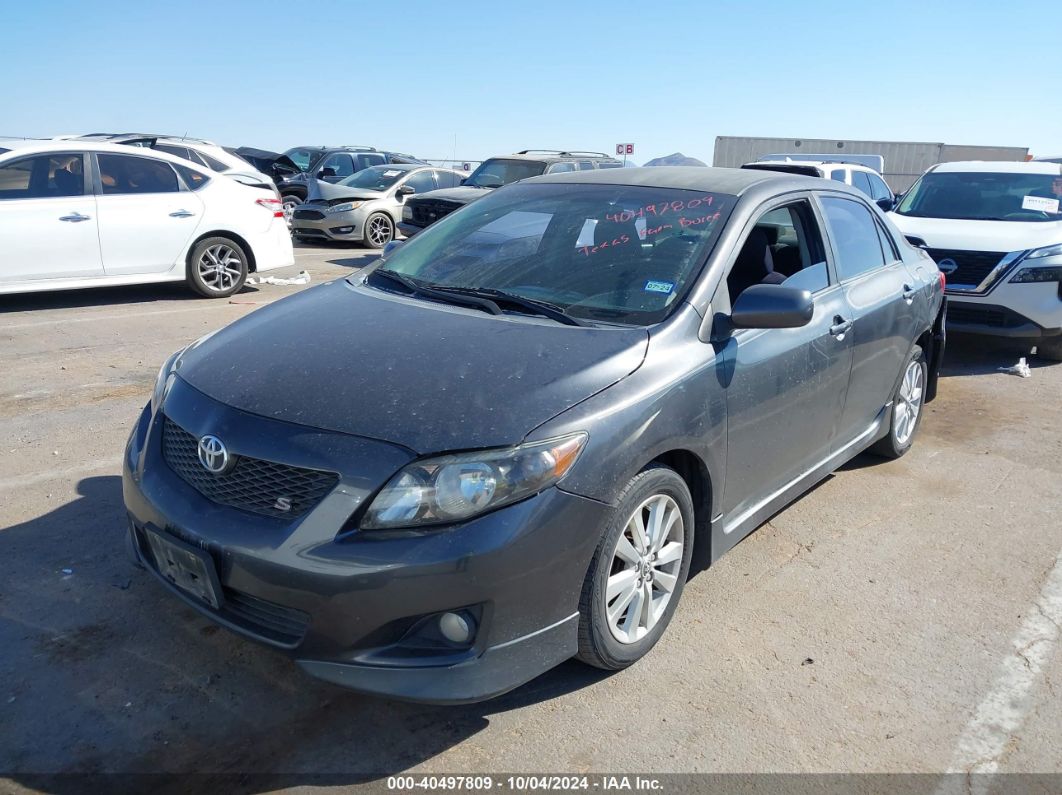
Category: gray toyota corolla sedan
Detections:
[{"x1": 123, "y1": 167, "x2": 946, "y2": 703}]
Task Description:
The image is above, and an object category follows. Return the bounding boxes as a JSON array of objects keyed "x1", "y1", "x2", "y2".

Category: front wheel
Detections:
[
  {"x1": 576, "y1": 465, "x2": 694, "y2": 670},
  {"x1": 363, "y1": 212, "x2": 394, "y2": 249},
  {"x1": 282, "y1": 194, "x2": 302, "y2": 224},
  {"x1": 870, "y1": 344, "x2": 927, "y2": 459},
  {"x1": 187, "y1": 237, "x2": 249, "y2": 298}
]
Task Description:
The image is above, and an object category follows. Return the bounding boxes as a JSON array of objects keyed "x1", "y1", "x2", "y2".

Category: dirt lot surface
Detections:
[{"x1": 2, "y1": 243, "x2": 1060, "y2": 791}]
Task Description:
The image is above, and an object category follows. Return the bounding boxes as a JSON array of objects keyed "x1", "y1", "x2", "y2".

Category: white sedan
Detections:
[{"x1": 0, "y1": 140, "x2": 294, "y2": 298}]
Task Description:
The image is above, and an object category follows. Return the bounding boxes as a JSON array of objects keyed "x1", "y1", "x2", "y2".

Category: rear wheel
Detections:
[
  {"x1": 187, "y1": 237, "x2": 248, "y2": 298},
  {"x1": 1037, "y1": 336, "x2": 1062, "y2": 362},
  {"x1": 870, "y1": 344, "x2": 927, "y2": 459},
  {"x1": 576, "y1": 465, "x2": 694, "y2": 670}
]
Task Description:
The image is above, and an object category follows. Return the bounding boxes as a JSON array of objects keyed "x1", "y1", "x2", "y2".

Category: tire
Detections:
[
  {"x1": 363, "y1": 212, "x2": 395, "y2": 249},
  {"x1": 576, "y1": 465, "x2": 695, "y2": 670},
  {"x1": 186, "y1": 237, "x2": 249, "y2": 298},
  {"x1": 281, "y1": 194, "x2": 302, "y2": 223},
  {"x1": 870, "y1": 344, "x2": 927, "y2": 459},
  {"x1": 1037, "y1": 336, "x2": 1062, "y2": 362}
]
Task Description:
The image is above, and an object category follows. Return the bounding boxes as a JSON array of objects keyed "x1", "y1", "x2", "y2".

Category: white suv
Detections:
[
  {"x1": 741, "y1": 159, "x2": 896, "y2": 210},
  {"x1": 889, "y1": 161, "x2": 1062, "y2": 360}
]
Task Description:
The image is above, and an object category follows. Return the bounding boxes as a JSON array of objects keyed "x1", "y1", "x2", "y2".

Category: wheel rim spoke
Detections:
[
  {"x1": 655, "y1": 541, "x2": 682, "y2": 566},
  {"x1": 614, "y1": 534, "x2": 641, "y2": 566},
  {"x1": 607, "y1": 569, "x2": 638, "y2": 601}
]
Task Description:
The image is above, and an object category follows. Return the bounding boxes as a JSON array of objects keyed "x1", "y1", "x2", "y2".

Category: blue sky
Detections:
[{"x1": 5, "y1": 0, "x2": 1061, "y2": 163}]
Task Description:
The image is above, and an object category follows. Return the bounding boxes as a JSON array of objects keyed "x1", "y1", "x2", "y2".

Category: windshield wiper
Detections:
[
  {"x1": 369, "y1": 269, "x2": 502, "y2": 315},
  {"x1": 434, "y1": 286, "x2": 588, "y2": 326}
]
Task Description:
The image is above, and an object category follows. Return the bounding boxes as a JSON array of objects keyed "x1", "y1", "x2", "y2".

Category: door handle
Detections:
[
  {"x1": 830, "y1": 317, "x2": 854, "y2": 338},
  {"x1": 902, "y1": 284, "x2": 917, "y2": 302},
  {"x1": 169, "y1": 209, "x2": 196, "y2": 218},
  {"x1": 59, "y1": 213, "x2": 91, "y2": 222}
]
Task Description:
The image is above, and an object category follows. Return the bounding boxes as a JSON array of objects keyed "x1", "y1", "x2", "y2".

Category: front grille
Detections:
[
  {"x1": 948, "y1": 305, "x2": 1008, "y2": 327},
  {"x1": 161, "y1": 419, "x2": 338, "y2": 519},
  {"x1": 292, "y1": 209, "x2": 325, "y2": 221},
  {"x1": 410, "y1": 199, "x2": 462, "y2": 227},
  {"x1": 222, "y1": 588, "x2": 310, "y2": 646},
  {"x1": 926, "y1": 248, "x2": 1006, "y2": 289}
]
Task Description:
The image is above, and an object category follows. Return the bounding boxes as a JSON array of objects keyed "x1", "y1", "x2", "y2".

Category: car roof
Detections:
[
  {"x1": 487, "y1": 151, "x2": 622, "y2": 164},
  {"x1": 746, "y1": 159, "x2": 878, "y2": 173},
  {"x1": 527, "y1": 165, "x2": 833, "y2": 195},
  {"x1": 932, "y1": 160, "x2": 1062, "y2": 175},
  {"x1": 0, "y1": 139, "x2": 213, "y2": 166}
]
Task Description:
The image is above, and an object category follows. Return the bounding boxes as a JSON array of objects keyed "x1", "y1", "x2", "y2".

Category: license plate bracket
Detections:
[{"x1": 142, "y1": 527, "x2": 223, "y2": 610}]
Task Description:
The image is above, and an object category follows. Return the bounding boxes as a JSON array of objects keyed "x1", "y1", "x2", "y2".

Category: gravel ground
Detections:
[{"x1": 1, "y1": 242, "x2": 1060, "y2": 791}]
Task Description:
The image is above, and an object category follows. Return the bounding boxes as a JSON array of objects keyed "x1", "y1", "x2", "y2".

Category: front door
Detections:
[
  {"x1": 717, "y1": 199, "x2": 853, "y2": 539},
  {"x1": 0, "y1": 152, "x2": 103, "y2": 283},
  {"x1": 818, "y1": 195, "x2": 919, "y2": 443},
  {"x1": 93, "y1": 153, "x2": 203, "y2": 275}
]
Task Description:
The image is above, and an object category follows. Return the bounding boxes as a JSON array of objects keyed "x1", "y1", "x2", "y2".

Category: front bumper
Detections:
[
  {"x1": 945, "y1": 274, "x2": 1062, "y2": 339},
  {"x1": 291, "y1": 207, "x2": 366, "y2": 242},
  {"x1": 122, "y1": 382, "x2": 609, "y2": 703}
]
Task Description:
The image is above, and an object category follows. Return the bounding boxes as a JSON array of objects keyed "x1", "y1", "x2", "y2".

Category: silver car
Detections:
[{"x1": 291, "y1": 165, "x2": 465, "y2": 247}]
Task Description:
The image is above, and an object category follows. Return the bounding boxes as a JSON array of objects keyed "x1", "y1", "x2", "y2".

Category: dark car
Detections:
[
  {"x1": 277, "y1": 146, "x2": 428, "y2": 217},
  {"x1": 397, "y1": 150, "x2": 623, "y2": 237},
  {"x1": 124, "y1": 167, "x2": 945, "y2": 703}
]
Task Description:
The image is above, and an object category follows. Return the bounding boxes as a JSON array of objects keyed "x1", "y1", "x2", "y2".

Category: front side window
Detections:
[
  {"x1": 820, "y1": 196, "x2": 886, "y2": 280},
  {"x1": 867, "y1": 173, "x2": 893, "y2": 202},
  {"x1": 321, "y1": 154, "x2": 355, "y2": 177},
  {"x1": 727, "y1": 202, "x2": 830, "y2": 300},
  {"x1": 464, "y1": 159, "x2": 547, "y2": 188},
  {"x1": 355, "y1": 153, "x2": 387, "y2": 170},
  {"x1": 373, "y1": 182, "x2": 735, "y2": 325},
  {"x1": 0, "y1": 153, "x2": 85, "y2": 199},
  {"x1": 851, "y1": 170, "x2": 874, "y2": 197},
  {"x1": 402, "y1": 170, "x2": 436, "y2": 194},
  {"x1": 896, "y1": 170, "x2": 1062, "y2": 221},
  {"x1": 97, "y1": 154, "x2": 179, "y2": 195},
  {"x1": 435, "y1": 170, "x2": 463, "y2": 189}
]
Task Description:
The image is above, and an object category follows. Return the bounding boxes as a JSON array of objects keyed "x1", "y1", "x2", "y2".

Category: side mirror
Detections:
[
  {"x1": 395, "y1": 185, "x2": 415, "y2": 197},
  {"x1": 730, "y1": 284, "x2": 814, "y2": 329},
  {"x1": 876, "y1": 197, "x2": 895, "y2": 212},
  {"x1": 382, "y1": 239, "x2": 405, "y2": 257},
  {"x1": 318, "y1": 167, "x2": 337, "y2": 179},
  {"x1": 459, "y1": 177, "x2": 467, "y2": 185}
]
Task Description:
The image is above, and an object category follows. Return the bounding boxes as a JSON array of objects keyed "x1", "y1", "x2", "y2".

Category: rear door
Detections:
[
  {"x1": 0, "y1": 151, "x2": 103, "y2": 283},
  {"x1": 93, "y1": 152, "x2": 204, "y2": 275},
  {"x1": 819, "y1": 195, "x2": 919, "y2": 444},
  {"x1": 719, "y1": 196, "x2": 853, "y2": 530}
]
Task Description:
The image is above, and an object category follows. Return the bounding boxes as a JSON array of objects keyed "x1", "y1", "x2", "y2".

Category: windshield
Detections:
[
  {"x1": 283, "y1": 147, "x2": 322, "y2": 173},
  {"x1": 464, "y1": 159, "x2": 546, "y2": 189},
  {"x1": 370, "y1": 182, "x2": 735, "y2": 325},
  {"x1": 896, "y1": 171, "x2": 1062, "y2": 222},
  {"x1": 338, "y1": 166, "x2": 410, "y2": 191}
]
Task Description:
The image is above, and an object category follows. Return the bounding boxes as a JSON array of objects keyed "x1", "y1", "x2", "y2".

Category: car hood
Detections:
[
  {"x1": 409, "y1": 185, "x2": 491, "y2": 205},
  {"x1": 176, "y1": 280, "x2": 649, "y2": 453},
  {"x1": 306, "y1": 180, "x2": 387, "y2": 202},
  {"x1": 889, "y1": 213, "x2": 1062, "y2": 252}
]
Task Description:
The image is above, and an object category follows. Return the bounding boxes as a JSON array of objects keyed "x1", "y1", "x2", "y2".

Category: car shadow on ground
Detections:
[
  {"x1": 939, "y1": 332, "x2": 1057, "y2": 378},
  {"x1": 0, "y1": 475, "x2": 613, "y2": 789},
  {"x1": 0, "y1": 282, "x2": 222, "y2": 314}
]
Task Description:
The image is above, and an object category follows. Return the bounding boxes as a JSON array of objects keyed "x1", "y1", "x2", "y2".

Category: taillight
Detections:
[
  {"x1": 255, "y1": 197, "x2": 285, "y2": 218},
  {"x1": 938, "y1": 270, "x2": 946, "y2": 290}
]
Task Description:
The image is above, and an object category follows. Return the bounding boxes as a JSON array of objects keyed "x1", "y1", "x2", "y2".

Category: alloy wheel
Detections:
[
  {"x1": 197, "y1": 244, "x2": 243, "y2": 293},
  {"x1": 894, "y1": 359, "x2": 925, "y2": 445},
  {"x1": 367, "y1": 215, "x2": 393, "y2": 247},
  {"x1": 605, "y1": 494, "x2": 685, "y2": 644}
]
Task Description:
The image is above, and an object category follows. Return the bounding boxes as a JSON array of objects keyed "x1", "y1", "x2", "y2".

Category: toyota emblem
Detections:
[{"x1": 197, "y1": 435, "x2": 231, "y2": 474}]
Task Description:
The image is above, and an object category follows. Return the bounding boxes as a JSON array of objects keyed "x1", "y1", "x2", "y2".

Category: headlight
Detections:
[
  {"x1": 402, "y1": 205, "x2": 413, "y2": 221},
  {"x1": 151, "y1": 349, "x2": 183, "y2": 411},
  {"x1": 1025, "y1": 243, "x2": 1062, "y2": 260},
  {"x1": 1009, "y1": 265, "x2": 1062, "y2": 283},
  {"x1": 326, "y1": 202, "x2": 362, "y2": 214},
  {"x1": 361, "y1": 433, "x2": 587, "y2": 529}
]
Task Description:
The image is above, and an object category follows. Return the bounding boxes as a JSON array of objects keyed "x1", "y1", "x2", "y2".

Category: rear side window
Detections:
[
  {"x1": 356, "y1": 153, "x2": 387, "y2": 170},
  {"x1": 867, "y1": 173, "x2": 893, "y2": 202},
  {"x1": 0, "y1": 153, "x2": 85, "y2": 199},
  {"x1": 577, "y1": 161, "x2": 595, "y2": 171},
  {"x1": 155, "y1": 144, "x2": 192, "y2": 162},
  {"x1": 435, "y1": 170, "x2": 463, "y2": 189},
  {"x1": 820, "y1": 196, "x2": 886, "y2": 280},
  {"x1": 830, "y1": 169, "x2": 847, "y2": 182},
  {"x1": 97, "y1": 154, "x2": 180, "y2": 195},
  {"x1": 197, "y1": 151, "x2": 230, "y2": 172},
  {"x1": 174, "y1": 164, "x2": 209, "y2": 190},
  {"x1": 547, "y1": 162, "x2": 575, "y2": 173}
]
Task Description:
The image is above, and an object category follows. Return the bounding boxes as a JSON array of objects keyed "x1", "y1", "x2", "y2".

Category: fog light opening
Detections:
[{"x1": 439, "y1": 611, "x2": 476, "y2": 645}]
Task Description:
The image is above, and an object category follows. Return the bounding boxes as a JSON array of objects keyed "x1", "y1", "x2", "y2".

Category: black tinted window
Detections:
[
  {"x1": 98, "y1": 154, "x2": 179, "y2": 195},
  {"x1": 155, "y1": 144, "x2": 192, "y2": 161},
  {"x1": 174, "y1": 164, "x2": 209, "y2": 190},
  {"x1": 465, "y1": 159, "x2": 547, "y2": 188},
  {"x1": 0, "y1": 153, "x2": 85, "y2": 199},
  {"x1": 821, "y1": 197, "x2": 886, "y2": 280},
  {"x1": 852, "y1": 171, "x2": 874, "y2": 197},
  {"x1": 435, "y1": 170, "x2": 462, "y2": 189}
]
